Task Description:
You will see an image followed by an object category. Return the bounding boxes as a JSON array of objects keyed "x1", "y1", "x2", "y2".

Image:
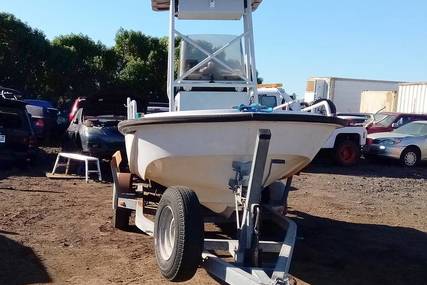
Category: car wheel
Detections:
[
  {"x1": 154, "y1": 186, "x2": 203, "y2": 282},
  {"x1": 400, "y1": 147, "x2": 420, "y2": 167},
  {"x1": 334, "y1": 140, "x2": 361, "y2": 166}
]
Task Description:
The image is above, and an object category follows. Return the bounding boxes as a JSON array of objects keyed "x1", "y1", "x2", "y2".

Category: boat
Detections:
[
  {"x1": 115, "y1": 1, "x2": 344, "y2": 284},
  {"x1": 119, "y1": 110, "x2": 342, "y2": 215},
  {"x1": 119, "y1": 0, "x2": 343, "y2": 216}
]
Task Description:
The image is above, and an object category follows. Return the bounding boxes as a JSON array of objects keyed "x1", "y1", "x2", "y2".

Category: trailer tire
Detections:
[
  {"x1": 113, "y1": 208, "x2": 131, "y2": 230},
  {"x1": 154, "y1": 186, "x2": 203, "y2": 282},
  {"x1": 334, "y1": 140, "x2": 360, "y2": 166}
]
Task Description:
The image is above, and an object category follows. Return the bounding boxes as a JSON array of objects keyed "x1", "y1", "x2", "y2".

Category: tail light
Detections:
[
  {"x1": 35, "y1": 118, "x2": 45, "y2": 128},
  {"x1": 366, "y1": 138, "x2": 373, "y2": 145}
]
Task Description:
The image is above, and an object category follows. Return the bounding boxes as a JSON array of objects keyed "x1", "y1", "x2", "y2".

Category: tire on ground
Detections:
[
  {"x1": 334, "y1": 139, "x2": 361, "y2": 166},
  {"x1": 400, "y1": 147, "x2": 420, "y2": 167},
  {"x1": 154, "y1": 186, "x2": 203, "y2": 282}
]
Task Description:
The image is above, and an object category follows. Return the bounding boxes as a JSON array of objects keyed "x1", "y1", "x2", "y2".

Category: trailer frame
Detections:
[{"x1": 111, "y1": 129, "x2": 297, "y2": 285}]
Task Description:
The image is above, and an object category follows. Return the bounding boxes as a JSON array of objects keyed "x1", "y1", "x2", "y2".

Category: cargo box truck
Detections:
[
  {"x1": 396, "y1": 82, "x2": 427, "y2": 114},
  {"x1": 304, "y1": 77, "x2": 401, "y2": 113}
]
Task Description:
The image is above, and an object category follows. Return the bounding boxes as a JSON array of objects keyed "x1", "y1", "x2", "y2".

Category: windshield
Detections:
[
  {"x1": 179, "y1": 34, "x2": 245, "y2": 81},
  {"x1": 394, "y1": 122, "x2": 427, "y2": 136},
  {"x1": 258, "y1": 95, "x2": 277, "y2": 108},
  {"x1": 374, "y1": 114, "x2": 397, "y2": 127}
]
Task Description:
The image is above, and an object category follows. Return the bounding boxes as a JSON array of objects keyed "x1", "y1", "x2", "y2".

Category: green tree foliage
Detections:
[
  {"x1": 50, "y1": 34, "x2": 114, "y2": 98},
  {"x1": 0, "y1": 13, "x2": 50, "y2": 96},
  {"x1": 114, "y1": 29, "x2": 168, "y2": 102}
]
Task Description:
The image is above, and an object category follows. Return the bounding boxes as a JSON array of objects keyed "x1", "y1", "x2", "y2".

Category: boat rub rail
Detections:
[{"x1": 118, "y1": 112, "x2": 345, "y2": 134}]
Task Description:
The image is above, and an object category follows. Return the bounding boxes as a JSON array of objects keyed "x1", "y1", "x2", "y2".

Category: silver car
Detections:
[{"x1": 363, "y1": 120, "x2": 427, "y2": 167}]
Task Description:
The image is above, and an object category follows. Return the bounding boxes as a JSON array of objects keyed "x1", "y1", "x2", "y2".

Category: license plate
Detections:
[{"x1": 0, "y1": 135, "x2": 5, "y2": 143}]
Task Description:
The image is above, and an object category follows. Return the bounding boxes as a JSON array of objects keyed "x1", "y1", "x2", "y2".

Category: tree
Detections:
[
  {"x1": 50, "y1": 34, "x2": 114, "y2": 98},
  {"x1": 114, "y1": 29, "x2": 168, "y2": 102},
  {"x1": 0, "y1": 13, "x2": 50, "y2": 96}
]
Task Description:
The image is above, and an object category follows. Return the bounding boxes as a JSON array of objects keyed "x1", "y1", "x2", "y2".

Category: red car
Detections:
[{"x1": 366, "y1": 112, "x2": 427, "y2": 134}]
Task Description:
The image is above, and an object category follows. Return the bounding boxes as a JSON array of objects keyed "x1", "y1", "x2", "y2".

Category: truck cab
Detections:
[{"x1": 257, "y1": 84, "x2": 302, "y2": 111}]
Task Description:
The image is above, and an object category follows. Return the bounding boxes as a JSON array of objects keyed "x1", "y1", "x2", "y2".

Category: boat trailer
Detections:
[{"x1": 111, "y1": 129, "x2": 297, "y2": 285}]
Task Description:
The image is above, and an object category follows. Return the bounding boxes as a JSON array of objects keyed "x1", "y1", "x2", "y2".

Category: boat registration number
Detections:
[{"x1": 0, "y1": 135, "x2": 5, "y2": 143}]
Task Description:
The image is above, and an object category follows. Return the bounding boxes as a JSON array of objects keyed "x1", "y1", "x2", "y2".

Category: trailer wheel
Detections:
[
  {"x1": 113, "y1": 208, "x2": 131, "y2": 230},
  {"x1": 334, "y1": 140, "x2": 360, "y2": 166},
  {"x1": 154, "y1": 186, "x2": 203, "y2": 282}
]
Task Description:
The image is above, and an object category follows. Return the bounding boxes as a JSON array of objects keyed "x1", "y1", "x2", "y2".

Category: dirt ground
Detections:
[{"x1": 0, "y1": 148, "x2": 426, "y2": 285}]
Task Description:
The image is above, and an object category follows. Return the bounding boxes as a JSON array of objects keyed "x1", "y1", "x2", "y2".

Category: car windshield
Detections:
[
  {"x1": 374, "y1": 114, "x2": 397, "y2": 127},
  {"x1": 394, "y1": 122, "x2": 427, "y2": 136}
]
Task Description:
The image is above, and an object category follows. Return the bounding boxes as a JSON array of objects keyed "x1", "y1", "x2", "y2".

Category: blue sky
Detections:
[{"x1": 1, "y1": 0, "x2": 426, "y2": 97}]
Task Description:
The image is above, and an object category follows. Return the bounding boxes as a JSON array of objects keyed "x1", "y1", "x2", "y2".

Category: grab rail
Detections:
[
  {"x1": 273, "y1": 100, "x2": 333, "y2": 116},
  {"x1": 301, "y1": 100, "x2": 332, "y2": 116},
  {"x1": 126, "y1": 97, "x2": 138, "y2": 120}
]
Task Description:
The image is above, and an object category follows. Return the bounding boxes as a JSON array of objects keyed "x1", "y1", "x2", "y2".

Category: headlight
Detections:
[{"x1": 382, "y1": 138, "x2": 402, "y2": 145}]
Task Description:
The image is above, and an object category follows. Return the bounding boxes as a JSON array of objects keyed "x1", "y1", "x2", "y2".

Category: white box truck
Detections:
[
  {"x1": 305, "y1": 77, "x2": 401, "y2": 113},
  {"x1": 396, "y1": 82, "x2": 427, "y2": 114}
]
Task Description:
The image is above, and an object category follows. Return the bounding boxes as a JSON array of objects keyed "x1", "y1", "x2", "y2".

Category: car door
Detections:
[
  {"x1": 421, "y1": 125, "x2": 427, "y2": 160},
  {"x1": 66, "y1": 109, "x2": 82, "y2": 143}
]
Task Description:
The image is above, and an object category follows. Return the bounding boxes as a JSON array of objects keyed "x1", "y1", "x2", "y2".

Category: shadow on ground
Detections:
[
  {"x1": 0, "y1": 234, "x2": 51, "y2": 284},
  {"x1": 0, "y1": 148, "x2": 57, "y2": 179},
  {"x1": 0, "y1": 147, "x2": 114, "y2": 182},
  {"x1": 290, "y1": 211, "x2": 427, "y2": 285},
  {"x1": 306, "y1": 155, "x2": 427, "y2": 179}
]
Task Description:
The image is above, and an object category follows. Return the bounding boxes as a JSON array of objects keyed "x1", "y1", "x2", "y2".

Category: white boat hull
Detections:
[{"x1": 120, "y1": 111, "x2": 342, "y2": 215}]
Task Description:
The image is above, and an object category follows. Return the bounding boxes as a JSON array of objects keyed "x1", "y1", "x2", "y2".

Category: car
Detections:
[
  {"x1": 0, "y1": 98, "x2": 37, "y2": 164},
  {"x1": 366, "y1": 112, "x2": 427, "y2": 134},
  {"x1": 364, "y1": 121, "x2": 427, "y2": 167},
  {"x1": 23, "y1": 99, "x2": 59, "y2": 142},
  {"x1": 63, "y1": 96, "x2": 132, "y2": 158}
]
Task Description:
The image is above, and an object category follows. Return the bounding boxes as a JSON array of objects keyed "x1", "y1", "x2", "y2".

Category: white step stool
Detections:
[{"x1": 51, "y1": 153, "x2": 102, "y2": 183}]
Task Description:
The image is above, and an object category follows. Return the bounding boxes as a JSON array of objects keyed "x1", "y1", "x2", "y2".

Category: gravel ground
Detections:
[{"x1": 0, "y1": 148, "x2": 426, "y2": 285}]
